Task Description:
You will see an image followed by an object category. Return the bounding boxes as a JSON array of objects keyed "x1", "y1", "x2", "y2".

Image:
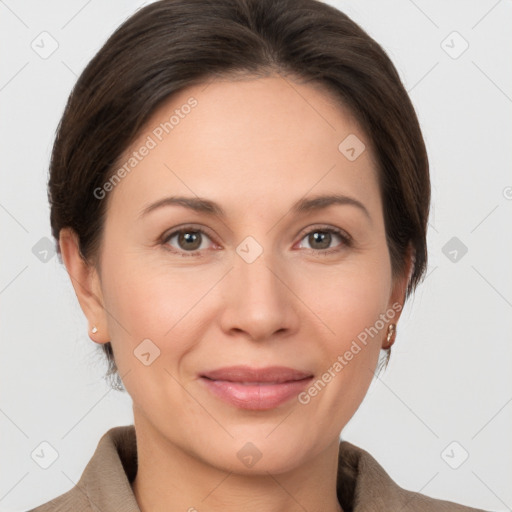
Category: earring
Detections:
[
  {"x1": 91, "y1": 326, "x2": 98, "y2": 334},
  {"x1": 385, "y1": 323, "x2": 396, "y2": 348}
]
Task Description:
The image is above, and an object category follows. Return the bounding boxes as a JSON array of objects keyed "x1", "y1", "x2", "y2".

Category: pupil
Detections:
[
  {"x1": 310, "y1": 231, "x2": 330, "y2": 249},
  {"x1": 179, "y1": 231, "x2": 201, "y2": 250}
]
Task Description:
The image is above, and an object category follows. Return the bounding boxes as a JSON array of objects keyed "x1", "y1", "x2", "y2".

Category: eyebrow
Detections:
[{"x1": 138, "y1": 193, "x2": 371, "y2": 222}]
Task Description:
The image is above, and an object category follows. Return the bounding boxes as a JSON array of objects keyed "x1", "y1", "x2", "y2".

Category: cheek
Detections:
[
  {"x1": 323, "y1": 286, "x2": 385, "y2": 391},
  {"x1": 99, "y1": 251, "x2": 220, "y2": 372},
  {"x1": 301, "y1": 283, "x2": 385, "y2": 430},
  {"x1": 300, "y1": 256, "x2": 391, "y2": 344},
  {"x1": 101, "y1": 249, "x2": 197, "y2": 333},
  {"x1": 299, "y1": 255, "x2": 390, "y2": 399},
  {"x1": 99, "y1": 256, "x2": 202, "y2": 409}
]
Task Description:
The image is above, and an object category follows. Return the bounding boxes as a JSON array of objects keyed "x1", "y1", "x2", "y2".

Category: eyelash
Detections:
[{"x1": 161, "y1": 224, "x2": 353, "y2": 258}]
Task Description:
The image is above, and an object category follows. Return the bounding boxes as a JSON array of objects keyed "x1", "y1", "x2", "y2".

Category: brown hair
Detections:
[{"x1": 49, "y1": 0, "x2": 430, "y2": 389}]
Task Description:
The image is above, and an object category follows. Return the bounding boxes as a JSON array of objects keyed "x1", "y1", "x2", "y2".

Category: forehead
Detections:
[{"x1": 106, "y1": 75, "x2": 381, "y2": 221}]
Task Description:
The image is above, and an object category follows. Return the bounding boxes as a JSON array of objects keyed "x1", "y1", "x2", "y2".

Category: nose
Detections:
[{"x1": 218, "y1": 242, "x2": 300, "y2": 343}]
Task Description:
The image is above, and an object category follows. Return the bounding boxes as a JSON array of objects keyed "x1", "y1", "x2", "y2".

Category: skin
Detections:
[{"x1": 60, "y1": 74, "x2": 412, "y2": 512}]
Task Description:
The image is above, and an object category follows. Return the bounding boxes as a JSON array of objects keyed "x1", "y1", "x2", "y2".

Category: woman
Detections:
[{"x1": 30, "y1": 0, "x2": 490, "y2": 510}]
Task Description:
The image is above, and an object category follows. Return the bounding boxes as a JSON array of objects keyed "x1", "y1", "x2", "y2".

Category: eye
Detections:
[
  {"x1": 162, "y1": 226, "x2": 216, "y2": 257},
  {"x1": 295, "y1": 226, "x2": 352, "y2": 255},
  {"x1": 161, "y1": 224, "x2": 352, "y2": 257}
]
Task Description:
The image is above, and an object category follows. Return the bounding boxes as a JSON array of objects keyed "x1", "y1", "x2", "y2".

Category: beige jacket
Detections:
[{"x1": 29, "y1": 425, "x2": 489, "y2": 511}]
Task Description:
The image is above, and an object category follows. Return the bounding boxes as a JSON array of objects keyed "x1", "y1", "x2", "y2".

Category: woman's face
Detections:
[{"x1": 67, "y1": 75, "x2": 409, "y2": 473}]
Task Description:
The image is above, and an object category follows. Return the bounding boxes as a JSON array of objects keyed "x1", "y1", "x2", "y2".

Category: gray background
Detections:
[{"x1": 1, "y1": 1, "x2": 511, "y2": 510}]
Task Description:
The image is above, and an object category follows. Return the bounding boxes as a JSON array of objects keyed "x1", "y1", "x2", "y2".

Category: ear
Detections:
[
  {"x1": 383, "y1": 244, "x2": 415, "y2": 346},
  {"x1": 59, "y1": 227, "x2": 110, "y2": 344}
]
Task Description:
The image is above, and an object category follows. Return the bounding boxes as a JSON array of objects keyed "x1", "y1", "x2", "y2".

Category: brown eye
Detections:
[
  {"x1": 177, "y1": 231, "x2": 202, "y2": 251},
  {"x1": 297, "y1": 226, "x2": 351, "y2": 254},
  {"x1": 307, "y1": 231, "x2": 332, "y2": 250},
  {"x1": 163, "y1": 228, "x2": 214, "y2": 255}
]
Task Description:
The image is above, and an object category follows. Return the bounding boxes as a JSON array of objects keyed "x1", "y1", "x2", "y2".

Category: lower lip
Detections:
[{"x1": 200, "y1": 377, "x2": 313, "y2": 410}]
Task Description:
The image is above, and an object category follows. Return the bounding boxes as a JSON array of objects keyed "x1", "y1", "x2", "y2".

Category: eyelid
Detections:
[
  {"x1": 295, "y1": 223, "x2": 352, "y2": 245},
  {"x1": 162, "y1": 223, "x2": 216, "y2": 240}
]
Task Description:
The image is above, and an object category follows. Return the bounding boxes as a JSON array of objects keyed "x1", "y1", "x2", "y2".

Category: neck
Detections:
[{"x1": 131, "y1": 416, "x2": 343, "y2": 512}]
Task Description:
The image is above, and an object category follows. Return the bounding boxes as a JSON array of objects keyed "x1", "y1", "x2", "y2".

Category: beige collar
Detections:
[{"x1": 34, "y1": 425, "x2": 485, "y2": 512}]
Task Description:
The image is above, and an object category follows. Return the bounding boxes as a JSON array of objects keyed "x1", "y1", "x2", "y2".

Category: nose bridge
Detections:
[
  {"x1": 235, "y1": 234, "x2": 284, "y2": 305},
  {"x1": 220, "y1": 234, "x2": 297, "y2": 340}
]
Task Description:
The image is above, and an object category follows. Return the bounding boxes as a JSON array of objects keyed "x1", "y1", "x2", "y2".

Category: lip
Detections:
[{"x1": 199, "y1": 365, "x2": 314, "y2": 410}]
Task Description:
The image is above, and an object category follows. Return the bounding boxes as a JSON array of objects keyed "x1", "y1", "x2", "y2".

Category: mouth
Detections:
[{"x1": 199, "y1": 365, "x2": 314, "y2": 410}]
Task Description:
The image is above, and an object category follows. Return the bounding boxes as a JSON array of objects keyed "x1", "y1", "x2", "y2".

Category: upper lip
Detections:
[{"x1": 200, "y1": 365, "x2": 313, "y2": 383}]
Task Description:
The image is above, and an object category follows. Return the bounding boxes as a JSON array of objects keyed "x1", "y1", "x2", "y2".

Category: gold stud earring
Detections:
[{"x1": 385, "y1": 323, "x2": 396, "y2": 348}]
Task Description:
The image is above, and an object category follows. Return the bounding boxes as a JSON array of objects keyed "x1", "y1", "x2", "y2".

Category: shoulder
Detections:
[
  {"x1": 338, "y1": 440, "x2": 492, "y2": 511},
  {"x1": 28, "y1": 425, "x2": 139, "y2": 512},
  {"x1": 28, "y1": 487, "x2": 91, "y2": 512}
]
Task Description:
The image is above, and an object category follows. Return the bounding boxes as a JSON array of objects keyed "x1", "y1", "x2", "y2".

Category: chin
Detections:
[{"x1": 197, "y1": 430, "x2": 317, "y2": 476}]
